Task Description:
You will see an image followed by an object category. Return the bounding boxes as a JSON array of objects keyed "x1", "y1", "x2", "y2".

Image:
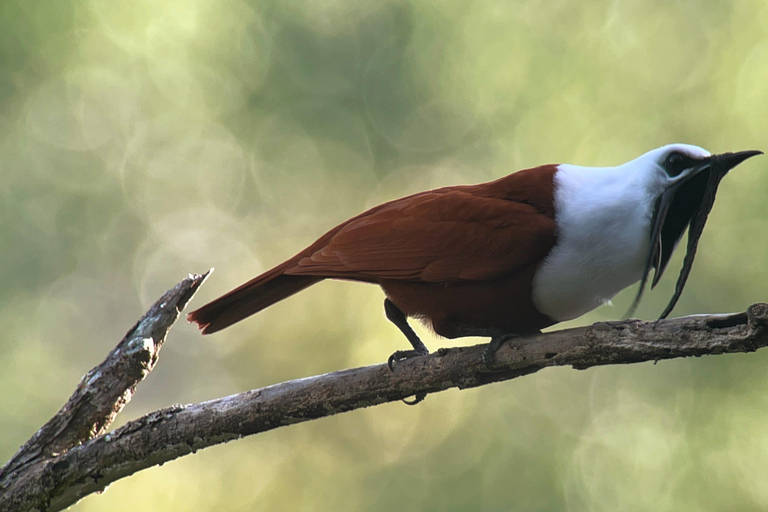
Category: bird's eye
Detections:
[{"x1": 665, "y1": 152, "x2": 689, "y2": 177}]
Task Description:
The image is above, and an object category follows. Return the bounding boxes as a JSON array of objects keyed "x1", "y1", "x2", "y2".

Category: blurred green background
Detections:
[{"x1": 2, "y1": 0, "x2": 768, "y2": 510}]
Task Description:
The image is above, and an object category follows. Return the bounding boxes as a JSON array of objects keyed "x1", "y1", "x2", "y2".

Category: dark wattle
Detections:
[{"x1": 653, "y1": 169, "x2": 710, "y2": 286}]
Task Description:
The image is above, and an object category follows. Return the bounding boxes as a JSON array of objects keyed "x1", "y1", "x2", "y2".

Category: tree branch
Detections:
[
  {"x1": 2, "y1": 272, "x2": 767, "y2": 511},
  {"x1": 0, "y1": 271, "x2": 210, "y2": 511}
]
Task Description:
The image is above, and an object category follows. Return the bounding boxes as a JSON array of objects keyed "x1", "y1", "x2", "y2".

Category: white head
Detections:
[
  {"x1": 621, "y1": 144, "x2": 762, "y2": 316},
  {"x1": 597, "y1": 144, "x2": 761, "y2": 282},
  {"x1": 532, "y1": 143, "x2": 761, "y2": 323},
  {"x1": 620, "y1": 143, "x2": 712, "y2": 200}
]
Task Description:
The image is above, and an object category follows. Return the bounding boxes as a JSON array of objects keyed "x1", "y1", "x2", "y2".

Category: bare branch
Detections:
[
  {"x1": 0, "y1": 271, "x2": 210, "y2": 511},
  {"x1": 2, "y1": 294, "x2": 767, "y2": 511}
]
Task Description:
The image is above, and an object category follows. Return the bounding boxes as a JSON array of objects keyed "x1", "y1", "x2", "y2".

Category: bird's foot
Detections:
[
  {"x1": 387, "y1": 348, "x2": 430, "y2": 405},
  {"x1": 402, "y1": 392, "x2": 427, "y2": 406},
  {"x1": 482, "y1": 334, "x2": 518, "y2": 371},
  {"x1": 387, "y1": 348, "x2": 429, "y2": 371}
]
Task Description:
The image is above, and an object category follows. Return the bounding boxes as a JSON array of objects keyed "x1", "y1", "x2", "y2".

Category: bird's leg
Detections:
[
  {"x1": 384, "y1": 299, "x2": 429, "y2": 371},
  {"x1": 383, "y1": 299, "x2": 429, "y2": 405}
]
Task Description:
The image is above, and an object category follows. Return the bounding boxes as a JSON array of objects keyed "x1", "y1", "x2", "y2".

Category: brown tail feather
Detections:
[{"x1": 187, "y1": 267, "x2": 323, "y2": 334}]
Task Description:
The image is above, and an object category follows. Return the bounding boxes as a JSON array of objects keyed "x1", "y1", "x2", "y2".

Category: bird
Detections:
[{"x1": 188, "y1": 144, "x2": 761, "y2": 371}]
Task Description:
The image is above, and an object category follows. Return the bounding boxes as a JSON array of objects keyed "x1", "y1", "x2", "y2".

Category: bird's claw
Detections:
[
  {"x1": 482, "y1": 334, "x2": 518, "y2": 371},
  {"x1": 387, "y1": 348, "x2": 429, "y2": 404},
  {"x1": 402, "y1": 392, "x2": 427, "y2": 405},
  {"x1": 482, "y1": 344, "x2": 499, "y2": 371},
  {"x1": 387, "y1": 349, "x2": 426, "y2": 371}
]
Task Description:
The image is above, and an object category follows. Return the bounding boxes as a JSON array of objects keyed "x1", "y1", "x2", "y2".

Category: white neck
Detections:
[{"x1": 532, "y1": 163, "x2": 656, "y2": 321}]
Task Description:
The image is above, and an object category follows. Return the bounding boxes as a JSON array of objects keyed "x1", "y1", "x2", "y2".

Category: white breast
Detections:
[{"x1": 532, "y1": 164, "x2": 656, "y2": 322}]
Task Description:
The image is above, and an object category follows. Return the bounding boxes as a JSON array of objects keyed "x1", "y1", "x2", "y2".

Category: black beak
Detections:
[
  {"x1": 712, "y1": 150, "x2": 764, "y2": 171},
  {"x1": 626, "y1": 149, "x2": 762, "y2": 319},
  {"x1": 651, "y1": 149, "x2": 763, "y2": 285}
]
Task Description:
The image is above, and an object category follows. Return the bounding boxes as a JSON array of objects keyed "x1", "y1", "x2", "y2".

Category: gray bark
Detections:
[{"x1": 1, "y1": 271, "x2": 766, "y2": 511}]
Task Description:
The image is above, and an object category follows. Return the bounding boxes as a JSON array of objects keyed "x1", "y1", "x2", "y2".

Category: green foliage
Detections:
[{"x1": 1, "y1": 0, "x2": 767, "y2": 510}]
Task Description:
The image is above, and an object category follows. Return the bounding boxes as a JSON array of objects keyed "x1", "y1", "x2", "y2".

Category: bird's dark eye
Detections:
[{"x1": 664, "y1": 152, "x2": 689, "y2": 177}]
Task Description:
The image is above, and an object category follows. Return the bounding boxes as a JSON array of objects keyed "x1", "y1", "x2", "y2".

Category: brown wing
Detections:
[
  {"x1": 285, "y1": 166, "x2": 558, "y2": 283},
  {"x1": 188, "y1": 164, "x2": 558, "y2": 333}
]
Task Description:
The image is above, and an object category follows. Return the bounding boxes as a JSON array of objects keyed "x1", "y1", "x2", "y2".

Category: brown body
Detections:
[{"x1": 188, "y1": 165, "x2": 559, "y2": 337}]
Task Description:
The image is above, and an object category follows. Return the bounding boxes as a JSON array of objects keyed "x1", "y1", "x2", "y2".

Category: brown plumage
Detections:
[{"x1": 187, "y1": 165, "x2": 559, "y2": 339}]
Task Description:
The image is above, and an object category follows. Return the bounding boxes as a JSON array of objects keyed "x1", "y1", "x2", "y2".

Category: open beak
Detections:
[{"x1": 626, "y1": 149, "x2": 762, "y2": 319}]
